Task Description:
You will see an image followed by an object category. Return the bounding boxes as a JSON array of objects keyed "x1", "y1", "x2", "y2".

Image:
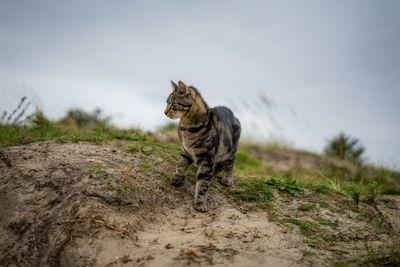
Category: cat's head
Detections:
[{"x1": 164, "y1": 80, "x2": 197, "y2": 120}]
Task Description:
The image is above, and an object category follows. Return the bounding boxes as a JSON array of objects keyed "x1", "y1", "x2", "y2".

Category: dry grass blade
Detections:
[
  {"x1": 13, "y1": 101, "x2": 32, "y2": 124},
  {"x1": 6, "y1": 96, "x2": 26, "y2": 123}
]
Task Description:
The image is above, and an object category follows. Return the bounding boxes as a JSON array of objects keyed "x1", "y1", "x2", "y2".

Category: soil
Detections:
[{"x1": 0, "y1": 141, "x2": 399, "y2": 267}]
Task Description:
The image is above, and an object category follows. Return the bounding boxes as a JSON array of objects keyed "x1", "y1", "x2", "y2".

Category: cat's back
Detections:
[{"x1": 211, "y1": 106, "x2": 240, "y2": 130}]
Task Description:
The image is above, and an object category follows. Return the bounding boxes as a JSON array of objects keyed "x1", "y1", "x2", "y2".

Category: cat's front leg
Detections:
[
  {"x1": 171, "y1": 153, "x2": 193, "y2": 187},
  {"x1": 194, "y1": 156, "x2": 213, "y2": 212}
]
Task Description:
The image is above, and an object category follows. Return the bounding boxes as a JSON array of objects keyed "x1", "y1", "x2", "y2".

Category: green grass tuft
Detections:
[
  {"x1": 84, "y1": 163, "x2": 107, "y2": 178},
  {"x1": 298, "y1": 203, "x2": 316, "y2": 212},
  {"x1": 232, "y1": 178, "x2": 273, "y2": 209},
  {"x1": 344, "y1": 183, "x2": 361, "y2": 206},
  {"x1": 266, "y1": 177, "x2": 303, "y2": 196},
  {"x1": 364, "y1": 181, "x2": 378, "y2": 204},
  {"x1": 319, "y1": 202, "x2": 329, "y2": 209},
  {"x1": 127, "y1": 144, "x2": 153, "y2": 155}
]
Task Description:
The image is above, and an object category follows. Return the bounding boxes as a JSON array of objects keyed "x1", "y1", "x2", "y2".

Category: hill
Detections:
[{"x1": 0, "y1": 121, "x2": 399, "y2": 266}]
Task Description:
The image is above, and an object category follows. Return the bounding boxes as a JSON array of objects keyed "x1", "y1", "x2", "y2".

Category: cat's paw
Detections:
[
  {"x1": 220, "y1": 176, "x2": 234, "y2": 187},
  {"x1": 194, "y1": 202, "x2": 208, "y2": 213},
  {"x1": 170, "y1": 175, "x2": 184, "y2": 187}
]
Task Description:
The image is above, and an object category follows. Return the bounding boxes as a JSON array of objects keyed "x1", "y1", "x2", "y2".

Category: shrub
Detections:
[
  {"x1": 324, "y1": 132, "x2": 365, "y2": 163},
  {"x1": 60, "y1": 108, "x2": 110, "y2": 127}
]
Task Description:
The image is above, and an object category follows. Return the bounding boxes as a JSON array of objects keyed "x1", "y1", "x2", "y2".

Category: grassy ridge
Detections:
[
  {"x1": 1, "y1": 111, "x2": 399, "y2": 203},
  {"x1": 0, "y1": 115, "x2": 149, "y2": 146}
]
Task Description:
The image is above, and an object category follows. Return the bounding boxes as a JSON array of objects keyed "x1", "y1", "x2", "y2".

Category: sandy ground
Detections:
[{"x1": 0, "y1": 141, "x2": 398, "y2": 266}]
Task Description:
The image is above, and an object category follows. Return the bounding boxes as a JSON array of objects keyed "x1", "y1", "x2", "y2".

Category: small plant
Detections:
[
  {"x1": 346, "y1": 183, "x2": 361, "y2": 206},
  {"x1": 71, "y1": 131, "x2": 80, "y2": 143},
  {"x1": 30, "y1": 111, "x2": 53, "y2": 129},
  {"x1": 324, "y1": 132, "x2": 365, "y2": 163},
  {"x1": 266, "y1": 177, "x2": 303, "y2": 196},
  {"x1": 326, "y1": 179, "x2": 343, "y2": 192},
  {"x1": 298, "y1": 203, "x2": 316, "y2": 212},
  {"x1": 106, "y1": 177, "x2": 115, "y2": 187},
  {"x1": 84, "y1": 163, "x2": 107, "y2": 178},
  {"x1": 364, "y1": 181, "x2": 378, "y2": 204},
  {"x1": 313, "y1": 179, "x2": 342, "y2": 194}
]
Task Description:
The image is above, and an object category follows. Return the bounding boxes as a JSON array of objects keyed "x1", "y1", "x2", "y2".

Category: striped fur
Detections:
[{"x1": 165, "y1": 80, "x2": 241, "y2": 212}]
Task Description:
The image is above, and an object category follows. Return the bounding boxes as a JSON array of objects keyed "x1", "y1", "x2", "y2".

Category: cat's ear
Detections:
[
  {"x1": 178, "y1": 80, "x2": 189, "y2": 95},
  {"x1": 171, "y1": 80, "x2": 178, "y2": 91}
]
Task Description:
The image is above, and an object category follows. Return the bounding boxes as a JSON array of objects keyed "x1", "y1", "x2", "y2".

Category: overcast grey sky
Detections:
[{"x1": 1, "y1": 0, "x2": 399, "y2": 168}]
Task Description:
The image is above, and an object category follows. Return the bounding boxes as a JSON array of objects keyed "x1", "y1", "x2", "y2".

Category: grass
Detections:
[
  {"x1": 84, "y1": 163, "x2": 107, "y2": 178},
  {"x1": 346, "y1": 183, "x2": 361, "y2": 206},
  {"x1": 319, "y1": 202, "x2": 329, "y2": 209},
  {"x1": 137, "y1": 160, "x2": 152, "y2": 175},
  {"x1": 298, "y1": 203, "x2": 316, "y2": 212},
  {"x1": 235, "y1": 145, "x2": 398, "y2": 204},
  {"x1": 232, "y1": 178, "x2": 273, "y2": 209},
  {"x1": 127, "y1": 144, "x2": 153, "y2": 155},
  {"x1": 315, "y1": 179, "x2": 343, "y2": 193},
  {"x1": 235, "y1": 150, "x2": 263, "y2": 175},
  {"x1": 281, "y1": 218, "x2": 318, "y2": 236},
  {"x1": 266, "y1": 177, "x2": 304, "y2": 196},
  {"x1": 232, "y1": 175, "x2": 304, "y2": 210},
  {"x1": 380, "y1": 185, "x2": 400, "y2": 195},
  {"x1": 339, "y1": 239, "x2": 400, "y2": 266},
  {"x1": 0, "y1": 123, "x2": 149, "y2": 147},
  {"x1": 318, "y1": 218, "x2": 339, "y2": 229},
  {"x1": 364, "y1": 181, "x2": 378, "y2": 204},
  {"x1": 0, "y1": 109, "x2": 150, "y2": 147},
  {"x1": 363, "y1": 239, "x2": 400, "y2": 266}
]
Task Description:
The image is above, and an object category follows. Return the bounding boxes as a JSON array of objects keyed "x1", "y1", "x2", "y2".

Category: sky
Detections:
[{"x1": 1, "y1": 0, "x2": 399, "y2": 169}]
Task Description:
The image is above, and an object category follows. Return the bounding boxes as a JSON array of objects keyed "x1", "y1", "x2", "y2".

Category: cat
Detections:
[{"x1": 164, "y1": 80, "x2": 241, "y2": 212}]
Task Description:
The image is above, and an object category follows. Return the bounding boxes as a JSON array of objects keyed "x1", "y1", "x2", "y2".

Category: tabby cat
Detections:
[{"x1": 164, "y1": 80, "x2": 241, "y2": 212}]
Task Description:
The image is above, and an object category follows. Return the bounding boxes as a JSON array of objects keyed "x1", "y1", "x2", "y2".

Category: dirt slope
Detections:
[{"x1": 0, "y1": 141, "x2": 398, "y2": 266}]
